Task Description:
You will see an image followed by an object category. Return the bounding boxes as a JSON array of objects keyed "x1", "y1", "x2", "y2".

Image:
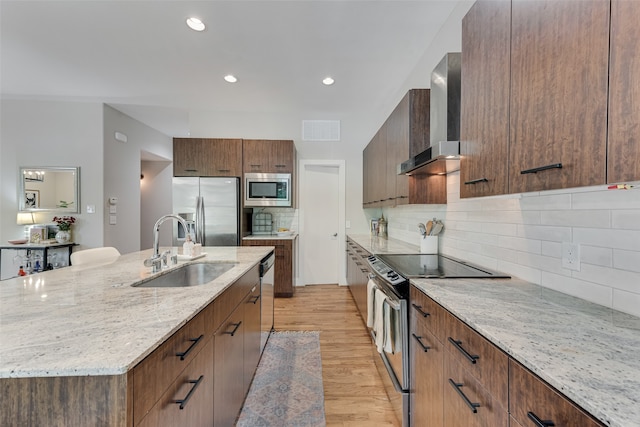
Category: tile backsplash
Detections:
[
  {"x1": 369, "y1": 172, "x2": 640, "y2": 317},
  {"x1": 253, "y1": 208, "x2": 299, "y2": 232}
]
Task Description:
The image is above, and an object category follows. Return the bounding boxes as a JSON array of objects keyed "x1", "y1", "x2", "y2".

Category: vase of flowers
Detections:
[{"x1": 53, "y1": 216, "x2": 75, "y2": 243}]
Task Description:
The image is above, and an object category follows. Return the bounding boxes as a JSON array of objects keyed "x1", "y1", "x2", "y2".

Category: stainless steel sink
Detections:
[{"x1": 132, "y1": 262, "x2": 237, "y2": 288}]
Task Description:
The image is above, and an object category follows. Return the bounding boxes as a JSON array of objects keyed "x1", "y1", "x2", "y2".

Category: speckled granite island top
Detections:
[
  {"x1": 412, "y1": 277, "x2": 640, "y2": 427},
  {"x1": 0, "y1": 246, "x2": 272, "y2": 379}
]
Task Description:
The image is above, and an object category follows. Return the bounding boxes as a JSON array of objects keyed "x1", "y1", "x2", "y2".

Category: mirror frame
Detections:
[{"x1": 19, "y1": 166, "x2": 81, "y2": 213}]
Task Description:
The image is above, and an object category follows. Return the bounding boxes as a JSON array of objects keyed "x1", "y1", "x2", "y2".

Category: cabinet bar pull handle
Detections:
[
  {"x1": 412, "y1": 333, "x2": 430, "y2": 352},
  {"x1": 527, "y1": 411, "x2": 556, "y2": 427},
  {"x1": 275, "y1": 164, "x2": 286, "y2": 167},
  {"x1": 520, "y1": 163, "x2": 562, "y2": 175},
  {"x1": 411, "y1": 303, "x2": 430, "y2": 318},
  {"x1": 464, "y1": 178, "x2": 489, "y2": 185},
  {"x1": 174, "y1": 375, "x2": 204, "y2": 410},
  {"x1": 250, "y1": 295, "x2": 260, "y2": 304},
  {"x1": 250, "y1": 164, "x2": 261, "y2": 167},
  {"x1": 448, "y1": 337, "x2": 479, "y2": 364},
  {"x1": 176, "y1": 335, "x2": 204, "y2": 361},
  {"x1": 224, "y1": 321, "x2": 242, "y2": 336},
  {"x1": 184, "y1": 169, "x2": 198, "y2": 172},
  {"x1": 217, "y1": 169, "x2": 230, "y2": 172},
  {"x1": 448, "y1": 379, "x2": 480, "y2": 413}
]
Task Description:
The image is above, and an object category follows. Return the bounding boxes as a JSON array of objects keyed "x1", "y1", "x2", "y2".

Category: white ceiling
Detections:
[{"x1": 1, "y1": 0, "x2": 461, "y2": 137}]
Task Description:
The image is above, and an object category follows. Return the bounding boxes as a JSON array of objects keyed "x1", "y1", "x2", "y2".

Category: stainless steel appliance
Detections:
[
  {"x1": 366, "y1": 253, "x2": 509, "y2": 427},
  {"x1": 399, "y1": 52, "x2": 462, "y2": 176},
  {"x1": 259, "y1": 251, "x2": 275, "y2": 353},
  {"x1": 244, "y1": 173, "x2": 291, "y2": 207},
  {"x1": 172, "y1": 177, "x2": 240, "y2": 246}
]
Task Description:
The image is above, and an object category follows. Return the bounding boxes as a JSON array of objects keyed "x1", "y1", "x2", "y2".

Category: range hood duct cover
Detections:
[{"x1": 399, "y1": 52, "x2": 461, "y2": 176}]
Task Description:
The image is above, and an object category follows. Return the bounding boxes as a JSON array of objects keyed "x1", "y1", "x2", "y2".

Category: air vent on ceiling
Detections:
[{"x1": 302, "y1": 120, "x2": 340, "y2": 142}]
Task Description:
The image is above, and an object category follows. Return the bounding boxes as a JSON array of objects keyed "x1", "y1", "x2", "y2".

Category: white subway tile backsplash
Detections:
[
  {"x1": 379, "y1": 172, "x2": 640, "y2": 313},
  {"x1": 612, "y1": 289, "x2": 640, "y2": 317}
]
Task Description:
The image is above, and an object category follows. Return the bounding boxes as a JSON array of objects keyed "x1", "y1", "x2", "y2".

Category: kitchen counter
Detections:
[
  {"x1": 412, "y1": 277, "x2": 640, "y2": 427},
  {"x1": 243, "y1": 233, "x2": 298, "y2": 240},
  {"x1": 0, "y1": 246, "x2": 272, "y2": 378},
  {"x1": 347, "y1": 234, "x2": 420, "y2": 254}
]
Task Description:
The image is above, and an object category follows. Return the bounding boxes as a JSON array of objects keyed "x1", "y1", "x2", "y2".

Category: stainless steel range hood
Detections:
[{"x1": 399, "y1": 52, "x2": 461, "y2": 176}]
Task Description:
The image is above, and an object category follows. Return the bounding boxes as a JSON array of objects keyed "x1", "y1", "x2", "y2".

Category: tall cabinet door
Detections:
[
  {"x1": 608, "y1": 0, "x2": 640, "y2": 184},
  {"x1": 459, "y1": 0, "x2": 511, "y2": 198},
  {"x1": 509, "y1": 0, "x2": 609, "y2": 193}
]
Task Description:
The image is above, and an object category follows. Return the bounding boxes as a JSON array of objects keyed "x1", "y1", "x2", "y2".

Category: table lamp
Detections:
[{"x1": 17, "y1": 212, "x2": 36, "y2": 239}]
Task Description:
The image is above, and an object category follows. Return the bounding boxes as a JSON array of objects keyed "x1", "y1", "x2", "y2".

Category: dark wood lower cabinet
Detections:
[
  {"x1": 509, "y1": 359, "x2": 604, "y2": 427},
  {"x1": 243, "y1": 238, "x2": 296, "y2": 297},
  {"x1": 243, "y1": 285, "x2": 262, "y2": 393},
  {"x1": 410, "y1": 327, "x2": 443, "y2": 426}
]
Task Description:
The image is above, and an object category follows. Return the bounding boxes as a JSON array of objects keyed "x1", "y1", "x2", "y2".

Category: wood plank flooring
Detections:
[{"x1": 274, "y1": 284, "x2": 400, "y2": 427}]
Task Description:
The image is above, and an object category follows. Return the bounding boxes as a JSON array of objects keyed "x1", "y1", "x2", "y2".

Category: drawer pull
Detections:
[
  {"x1": 217, "y1": 169, "x2": 230, "y2": 172},
  {"x1": 249, "y1": 295, "x2": 260, "y2": 304},
  {"x1": 224, "y1": 321, "x2": 242, "y2": 336},
  {"x1": 448, "y1": 378, "x2": 480, "y2": 413},
  {"x1": 411, "y1": 303, "x2": 430, "y2": 318},
  {"x1": 174, "y1": 375, "x2": 204, "y2": 410},
  {"x1": 176, "y1": 335, "x2": 204, "y2": 361},
  {"x1": 527, "y1": 411, "x2": 555, "y2": 427},
  {"x1": 520, "y1": 163, "x2": 562, "y2": 175},
  {"x1": 464, "y1": 177, "x2": 489, "y2": 185},
  {"x1": 184, "y1": 169, "x2": 198, "y2": 172},
  {"x1": 412, "y1": 333, "x2": 430, "y2": 352},
  {"x1": 448, "y1": 337, "x2": 479, "y2": 364}
]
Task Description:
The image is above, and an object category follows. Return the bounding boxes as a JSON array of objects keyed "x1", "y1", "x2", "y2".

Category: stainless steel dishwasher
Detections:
[{"x1": 260, "y1": 251, "x2": 275, "y2": 353}]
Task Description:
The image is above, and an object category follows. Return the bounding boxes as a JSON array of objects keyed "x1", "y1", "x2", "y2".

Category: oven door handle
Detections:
[{"x1": 368, "y1": 274, "x2": 402, "y2": 310}]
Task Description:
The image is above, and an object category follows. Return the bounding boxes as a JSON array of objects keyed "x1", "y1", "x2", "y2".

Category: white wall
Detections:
[
  {"x1": 103, "y1": 105, "x2": 173, "y2": 254},
  {"x1": 140, "y1": 159, "x2": 174, "y2": 250},
  {"x1": 375, "y1": 172, "x2": 640, "y2": 318},
  {"x1": 0, "y1": 99, "x2": 104, "y2": 247}
]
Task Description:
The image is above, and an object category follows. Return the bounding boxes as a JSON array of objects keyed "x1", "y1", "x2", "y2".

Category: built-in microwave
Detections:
[{"x1": 244, "y1": 173, "x2": 291, "y2": 207}]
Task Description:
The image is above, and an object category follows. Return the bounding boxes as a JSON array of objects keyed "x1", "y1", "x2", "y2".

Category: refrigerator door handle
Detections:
[
  {"x1": 195, "y1": 196, "x2": 202, "y2": 244},
  {"x1": 199, "y1": 196, "x2": 205, "y2": 246}
]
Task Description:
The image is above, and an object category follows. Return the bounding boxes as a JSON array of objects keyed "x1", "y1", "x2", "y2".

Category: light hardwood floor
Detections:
[{"x1": 274, "y1": 284, "x2": 400, "y2": 427}]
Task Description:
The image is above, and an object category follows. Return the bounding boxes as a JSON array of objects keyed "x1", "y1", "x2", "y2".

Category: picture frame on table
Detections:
[{"x1": 25, "y1": 189, "x2": 39, "y2": 209}]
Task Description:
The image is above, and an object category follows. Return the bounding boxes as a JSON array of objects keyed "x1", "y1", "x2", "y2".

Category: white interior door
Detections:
[{"x1": 299, "y1": 162, "x2": 344, "y2": 285}]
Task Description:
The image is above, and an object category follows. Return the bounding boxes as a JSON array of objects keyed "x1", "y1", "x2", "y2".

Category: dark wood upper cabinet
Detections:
[
  {"x1": 242, "y1": 139, "x2": 295, "y2": 174},
  {"x1": 173, "y1": 138, "x2": 242, "y2": 177},
  {"x1": 459, "y1": 0, "x2": 511, "y2": 198},
  {"x1": 608, "y1": 0, "x2": 640, "y2": 184},
  {"x1": 508, "y1": 0, "x2": 610, "y2": 194}
]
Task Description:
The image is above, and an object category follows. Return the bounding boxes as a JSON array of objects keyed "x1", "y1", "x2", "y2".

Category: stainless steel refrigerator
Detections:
[{"x1": 172, "y1": 177, "x2": 240, "y2": 246}]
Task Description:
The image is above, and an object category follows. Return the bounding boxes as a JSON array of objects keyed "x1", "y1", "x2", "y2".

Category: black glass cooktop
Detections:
[{"x1": 376, "y1": 254, "x2": 510, "y2": 279}]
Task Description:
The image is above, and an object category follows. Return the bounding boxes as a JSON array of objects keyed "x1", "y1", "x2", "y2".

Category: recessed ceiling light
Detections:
[
  {"x1": 322, "y1": 77, "x2": 335, "y2": 86},
  {"x1": 186, "y1": 17, "x2": 205, "y2": 32},
  {"x1": 224, "y1": 75, "x2": 238, "y2": 83}
]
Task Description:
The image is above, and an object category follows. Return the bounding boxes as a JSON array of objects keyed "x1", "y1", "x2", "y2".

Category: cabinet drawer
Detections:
[
  {"x1": 133, "y1": 304, "x2": 212, "y2": 426},
  {"x1": 410, "y1": 286, "x2": 445, "y2": 342},
  {"x1": 443, "y1": 352, "x2": 508, "y2": 427},
  {"x1": 137, "y1": 337, "x2": 214, "y2": 427},
  {"x1": 213, "y1": 264, "x2": 259, "y2": 328},
  {"x1": 443, "y1": 309, "x2": 508, "y2": 407},
  {"x1": 509, "y1": 359, "x2": 604, "y2": 427},
  {"x1": 410, "y1": 320, "x2": 444, "y2": 427}
]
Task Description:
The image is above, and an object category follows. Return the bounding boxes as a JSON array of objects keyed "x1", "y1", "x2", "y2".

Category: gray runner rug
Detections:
[{"x1": 236, "y1": 331, "x2": 326, "y2": 427}]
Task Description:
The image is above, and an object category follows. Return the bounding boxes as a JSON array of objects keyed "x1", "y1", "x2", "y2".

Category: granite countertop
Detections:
[
  {"x1": 243, "y1": 232, "x2": 298, "y2": 240},
  {"x1": 412, "y1": 277, "x2": 640, "y2": 427},
  {"x1": 0, "y1": 246, "x2": 272, "y2": 378},
  {"x1": 347, "y1": 234, "x2": 420, "y2": 254}
]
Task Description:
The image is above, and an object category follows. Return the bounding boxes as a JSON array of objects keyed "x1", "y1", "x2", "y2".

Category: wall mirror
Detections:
[{"x1": 19, "y1": 166, "x2": 80, "y2": 213}]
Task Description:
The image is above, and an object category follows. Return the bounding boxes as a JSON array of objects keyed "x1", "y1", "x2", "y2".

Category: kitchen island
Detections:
[{"x1": 0, "y1": 246, "x2": 272, "y2": 426}]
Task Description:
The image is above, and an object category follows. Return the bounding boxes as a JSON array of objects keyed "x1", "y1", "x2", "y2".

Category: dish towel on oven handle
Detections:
[
  {"x1": 366, "y1": 279, "x2": 377, "y2": 328},
  {"x1": 384, "y1": 302, "x2": 401, "y2": 354},
  {"x1": 374, "y1": 288, "x2": 387, "y2": 353}
]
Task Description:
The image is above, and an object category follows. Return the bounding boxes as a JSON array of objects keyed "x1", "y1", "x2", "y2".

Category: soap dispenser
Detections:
[{"x1": 182, "y1": 234, "x2": 195, "y2": 257}]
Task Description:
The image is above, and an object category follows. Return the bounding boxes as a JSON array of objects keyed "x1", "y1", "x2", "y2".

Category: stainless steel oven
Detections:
[{"x1": 366, "y1": 253, "x2": 510, "y2": 427}]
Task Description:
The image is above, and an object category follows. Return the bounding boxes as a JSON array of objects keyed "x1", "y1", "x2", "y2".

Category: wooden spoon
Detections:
[{"x1": 425, "y1": 220, "x2": 433, "y2": 236}]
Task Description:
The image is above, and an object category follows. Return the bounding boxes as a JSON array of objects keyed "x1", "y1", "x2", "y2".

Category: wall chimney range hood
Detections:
[{"x1": 399, "y1": 52, "x2": 461, "y2": 176}]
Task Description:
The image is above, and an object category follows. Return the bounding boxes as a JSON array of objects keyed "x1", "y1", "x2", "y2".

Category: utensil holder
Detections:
[{"x1": 420, "y1": 236, "x2": 438, "y2": 254}]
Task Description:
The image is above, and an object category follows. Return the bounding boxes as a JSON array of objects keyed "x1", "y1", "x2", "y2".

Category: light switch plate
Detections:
[
  {"x1": 109, "y1": 205, "x2": 117, "y2": 214},
  {"x1": 109, "y1": 215, "x2": 117, "y2": 225}
]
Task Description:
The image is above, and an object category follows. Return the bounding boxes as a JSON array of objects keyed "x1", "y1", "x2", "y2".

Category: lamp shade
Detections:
[{"x1": 17, "y1": 212, "x2": 35, "y2": 225}]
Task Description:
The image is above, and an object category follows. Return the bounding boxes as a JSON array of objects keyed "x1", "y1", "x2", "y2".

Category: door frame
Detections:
[{"x1": 297, "y1": 159, "x2": 346, "y2": 286}]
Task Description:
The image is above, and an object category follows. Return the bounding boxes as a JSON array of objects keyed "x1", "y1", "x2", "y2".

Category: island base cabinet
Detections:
[
  {"x1": 0, "y1": 373, "x2": 131, "y2": 427},
  {"x1": 509, "y1": 359, "x2": 604, "y2": 427},
  {"x1": 137, "y1": 337, "x2": 214, "y2": 427},
  {"x1": 443, "y1": 355, "x2": 508, "y2": 427},
  {"x1": 410, "y1": 328, "x2": 443, "y2": 426}
]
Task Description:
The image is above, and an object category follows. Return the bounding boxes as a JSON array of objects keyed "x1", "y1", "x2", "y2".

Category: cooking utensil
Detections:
[
  {"x1": 431, "y1": 221, "x2": 444, "y2": 236},
  {"x1": 425, "y1": 220, "x2": 433, "y2": 236},
  {"x1": 418, "y1": 223, "x2": 426, "y2": 237}
]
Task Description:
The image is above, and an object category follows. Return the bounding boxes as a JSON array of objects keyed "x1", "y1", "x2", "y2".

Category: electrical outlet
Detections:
[{"x1": 562, "y1": 242, "x2": 581, "y2": 271}]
